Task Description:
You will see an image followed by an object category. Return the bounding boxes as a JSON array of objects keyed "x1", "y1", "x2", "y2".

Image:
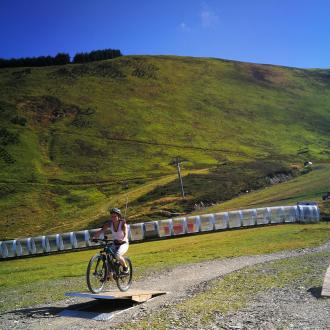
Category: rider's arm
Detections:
[
  {"x1": 122, "y1": 222, "x2": 128, "y2": 243},
  {"x1": 93, "y1": 222, "x2": 110, "y2": 239}
]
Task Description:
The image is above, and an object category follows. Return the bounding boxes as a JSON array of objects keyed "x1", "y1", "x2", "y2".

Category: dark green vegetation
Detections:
[
  {"x1": 0, "y1": 55, "x2": 329, "y2": 238},
  {"x1": 0, "y1": 48, "x2": 122, "y2": 68},
  {"x1": 0, "y1": 223, "x2": 329, "y2": 312}
]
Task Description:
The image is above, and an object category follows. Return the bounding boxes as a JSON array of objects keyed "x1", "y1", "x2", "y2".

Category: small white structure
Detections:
[
  {"x1": 200, "y1": 214, "x2": 215, "y2": 232},
  {"x1": 228, "y1": 211, "x2": 242, "y2": 228},
  {"x1": 157, "y1": 219, "x2": 173, "y2": 237},
  {"x1": 321, "y1": 265, "x2": 330, "y2": 297},
  {"x1": 256, "y1": 208, "x2": 271, "y2": 225},
  {"x1": 144, "y1": 221, "x2": 159, "y2": 239},
  {"x1": 214, "y1": 212, "x2": 228, "y2": 230},
  {"x1": 172, "y1": 217, "x2": 186, "y2": 235},
  {"x1": 128, "y1": 223, "x2": 145, "y2": 241},
  {"x1": 186, "y1": 216, "x2": 201, "y2": 233},
  {"x1": 241, "y1": 209, "x2": 257, "y2": 227}
]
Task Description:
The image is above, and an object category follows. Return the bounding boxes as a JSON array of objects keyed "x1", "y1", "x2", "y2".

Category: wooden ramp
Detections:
[
  {"x1": 321, "y1": 265, "x2": 330, "y2": 297},
  {"x1": 65, "y1": 290, "x2": 166, "y2": 303},
  {"x1": 60, "y1": 290, "x2": 167, "y2": 320}
]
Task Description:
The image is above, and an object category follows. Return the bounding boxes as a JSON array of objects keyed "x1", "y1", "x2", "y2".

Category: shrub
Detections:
[{"x1": 10, "y1": 116, "x2": 27, "y2": 126}]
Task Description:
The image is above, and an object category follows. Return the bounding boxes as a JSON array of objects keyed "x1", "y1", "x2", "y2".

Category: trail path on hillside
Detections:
[{"x1": 1, "y1": 241, "x2": 330, "y2": 329}]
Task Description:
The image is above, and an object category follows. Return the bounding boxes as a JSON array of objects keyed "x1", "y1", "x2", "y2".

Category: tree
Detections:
[{"x1": 54, "y1": 53, "x2": 70, "y2": 65}]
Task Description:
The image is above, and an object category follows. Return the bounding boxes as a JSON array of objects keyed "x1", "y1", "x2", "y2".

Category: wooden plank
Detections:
[
  {"x1": 321, "y1": 265, "x2": 330, "y2": 297},
  {"x1": 131, "y1": 294, "x2": 152, "y2": 303},
  {"x1": 65, "y1": 290, "x2": 166, "y2": 302}
]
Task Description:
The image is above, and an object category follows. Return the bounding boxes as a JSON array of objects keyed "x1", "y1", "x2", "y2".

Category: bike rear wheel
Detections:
[
  {"x1": 86, "y1": 254, "x2": 108, "y2": 293},
  {"x1": 116, "y1": 257, "x2": 133, "y2": 292}
]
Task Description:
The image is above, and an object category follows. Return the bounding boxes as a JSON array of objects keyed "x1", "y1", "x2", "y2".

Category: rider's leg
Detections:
[
  {"x1": 115, "y1": 243, "x2": 129, "y2": 268},
  {"x1": 118, "y1": 255, "x2": 127, "y2": 268}
]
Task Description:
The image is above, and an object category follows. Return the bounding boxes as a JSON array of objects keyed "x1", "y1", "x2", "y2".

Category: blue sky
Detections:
[{"x1": 0, "y1": 0, "x2": 329, "y2": 68}]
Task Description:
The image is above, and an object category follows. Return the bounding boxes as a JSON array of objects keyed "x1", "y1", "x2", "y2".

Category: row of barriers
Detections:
[{"x1": 0, "y1": 203, "x2": 320, "y2": 259}]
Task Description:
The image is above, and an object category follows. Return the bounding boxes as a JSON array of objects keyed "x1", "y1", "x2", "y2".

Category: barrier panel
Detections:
[
  {"x1": 47, "y1": 234, "x2": 63, "y2": 252},
  {"x1": 0, "y1": 203, "x2": 321, "y2": 259},
  {"x1": 33, "y1": 236, "x2": 50, "y2": 253},
  {"x1": 172, "y1": 217, "x2": 186, "y2": 235},
  {"x1": 129, "y1": 223, "x2": 145, "y2": 241},
  {"x1": 0, "y1": 241, "x2": 9, "y2": 258},
  {"x1": 278, "y1": 206, "x2": 286, "y2": 223},
  {"x1": 241, "y1": 209, "x2": 257, "y2": 227},
  {"x1": 200, "y1": 214, "x2": 215, "y2": 232},
  {"x1": 15, "y1": 239, "x2": 28, "y2": 256},
  {"x1": 144, "y1": 221, "x2": 159, "y2": 239},
  {"x1": 186, "y1": 216, "x2": 201, "y2": 233},
  {"x1": 88, "y1": 229, "x2": 101, "y2": 246},
  {"x1": 158, "y1": 219, "x2": 173, "y2": 237},
  {"x1": 27, "y1": 238, "x2": 37, "y2": 254},
  {"x1": 228, "y1": 211, "x2": 242, "y2": 228},
  {"x1": 214, "y1": 212, "x2": 228, "y2": 230},
  {"x1": 298, "y1": 205, "x2": 320, "y2": 223},
  {"x1": 62, "y1": 232, "x2": 78, "y2": 250},
  {"x1": 9, "y1": 240, "x2": 22, "y2": 257},
  {"x1": 312, "y1": 205, "x2": 320, "y2": 223},
  {"x1": 4, "y1": 240, "x2": 16, "y2": 258},
  {"x1": 18, "y1": 238, "x2": 36, "y2": 255},
  {"x1": 256, "y1": 208, "x2": 270, "y2": 225},
  {"x1": 75, "y1": 230, "x2": 91, "y2": 248},
  {"x1": 282, "y1": 206, "x2": 298, "y2": 223},
  {"x1": 269, "y1": 207, "x2": 285, "y2": 224},
  {"x1": 0, "y1": 242, "x2": 8, "y2": 258}
]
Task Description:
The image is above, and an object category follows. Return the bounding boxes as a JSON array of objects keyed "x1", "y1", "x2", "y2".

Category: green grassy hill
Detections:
[{"x1": 0, "y1": 55, "x2": 329, "y2": 239}]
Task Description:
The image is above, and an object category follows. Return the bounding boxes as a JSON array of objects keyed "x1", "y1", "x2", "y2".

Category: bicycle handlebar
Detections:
[{"x1": 91, "y1": 238, "x2": 113, "y2": 244}]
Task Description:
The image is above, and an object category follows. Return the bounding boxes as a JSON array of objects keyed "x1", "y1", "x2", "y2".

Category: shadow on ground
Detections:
[
  {"x1": 3, "y1": 299, "x2": 135, "y2": 320},
  {"x1": 308, "y1": 286, "x2": 323, "y2": 299}
]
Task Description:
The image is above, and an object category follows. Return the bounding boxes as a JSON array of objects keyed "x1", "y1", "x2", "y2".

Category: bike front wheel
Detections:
[
  {"x1": 116, "y1": 257, "x2": 133, "y2": 292},
  {"x1": 86, "y1": 254, "x2": 108, "y2": 293}
]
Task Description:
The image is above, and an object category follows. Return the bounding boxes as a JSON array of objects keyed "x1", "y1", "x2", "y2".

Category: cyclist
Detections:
[{"x1": 93, "y1": 207, "x2": 129, "y2": 274}]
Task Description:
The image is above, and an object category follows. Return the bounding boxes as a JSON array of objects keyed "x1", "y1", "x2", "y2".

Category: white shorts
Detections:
[{"x1": 114, "y1": 242, "x2": 129, "y2": 258}]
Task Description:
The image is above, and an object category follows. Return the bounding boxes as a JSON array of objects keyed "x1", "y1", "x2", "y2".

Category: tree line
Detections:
[{"x1": 0, "y1": 49, "x2": 122, "y2": 68}]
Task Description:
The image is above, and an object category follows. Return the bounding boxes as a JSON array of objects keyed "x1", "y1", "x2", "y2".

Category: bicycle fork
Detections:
[{"x1": 106, "y1": 255, "x2": 116, "y2": 280}]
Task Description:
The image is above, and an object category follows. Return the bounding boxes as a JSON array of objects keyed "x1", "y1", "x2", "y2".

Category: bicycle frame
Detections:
[{"x1": 99, "y1": 242, "x2": 120, "y2": 279}]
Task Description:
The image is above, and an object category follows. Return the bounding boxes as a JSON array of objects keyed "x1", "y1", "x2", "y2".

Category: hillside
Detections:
[{"x1": 0, "y1": 55, "x2": 329, "y2": 239}]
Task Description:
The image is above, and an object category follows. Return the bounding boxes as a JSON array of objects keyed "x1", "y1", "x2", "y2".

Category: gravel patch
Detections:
[
  {"x1": 214, "y1": 285, "x2": 330, "y2": 330},
  {"x1": 1, "y1": 241, "x2": 329, "y2": 329}
]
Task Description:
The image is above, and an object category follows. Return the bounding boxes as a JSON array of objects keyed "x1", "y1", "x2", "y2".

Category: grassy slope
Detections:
[
  {"x1": 193, "y1": 163, "x2": 330, "y2": 218},
  {"x1": 0, "y1": 56, "x2": 330, "y2": 238}
]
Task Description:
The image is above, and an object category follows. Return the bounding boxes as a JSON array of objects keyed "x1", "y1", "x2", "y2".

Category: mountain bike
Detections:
[{"x1": 86, "y1": 238, "x2": 133, "y2": 293}]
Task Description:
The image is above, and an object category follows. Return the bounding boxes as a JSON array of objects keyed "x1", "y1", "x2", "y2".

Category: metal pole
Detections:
[
  {"x1": 122, "y1": 182, "x2": 129, "y2": 218},
  {"x1": 169, "y1": 157, "x2": 186, "y2": 198},
  {"x1": 176, "y1": 161, "x2": 185, "y2": 198},
  {"x1": 124, "y1": 193, "x2": 129, "y2": 218}
]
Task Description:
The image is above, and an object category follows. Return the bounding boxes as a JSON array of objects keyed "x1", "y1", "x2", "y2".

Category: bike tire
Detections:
[
  {"x1": 86, "y1": 254, "x2": 107, "y2": 293},
  {"x1": 116, "y1": 257, "x2": 133, "y2": 292}
]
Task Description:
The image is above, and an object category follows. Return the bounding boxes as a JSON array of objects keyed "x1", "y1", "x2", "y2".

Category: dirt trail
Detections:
[{"x1": 1, "y1": 241, "x2": 330, "y2": 329}]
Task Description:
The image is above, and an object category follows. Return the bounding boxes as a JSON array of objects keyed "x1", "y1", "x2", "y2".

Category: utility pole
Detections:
[
  {"x1": 170, "y1": 156, "x2": 185, "y2": 198},
  {"x1": 122, "y1": 181, "x2": 129, "y2": 218}
]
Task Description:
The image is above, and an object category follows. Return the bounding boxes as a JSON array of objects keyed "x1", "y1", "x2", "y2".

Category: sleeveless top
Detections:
[{"x1": 110, "y1": 220, "x2": 126, "y2": 242}]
